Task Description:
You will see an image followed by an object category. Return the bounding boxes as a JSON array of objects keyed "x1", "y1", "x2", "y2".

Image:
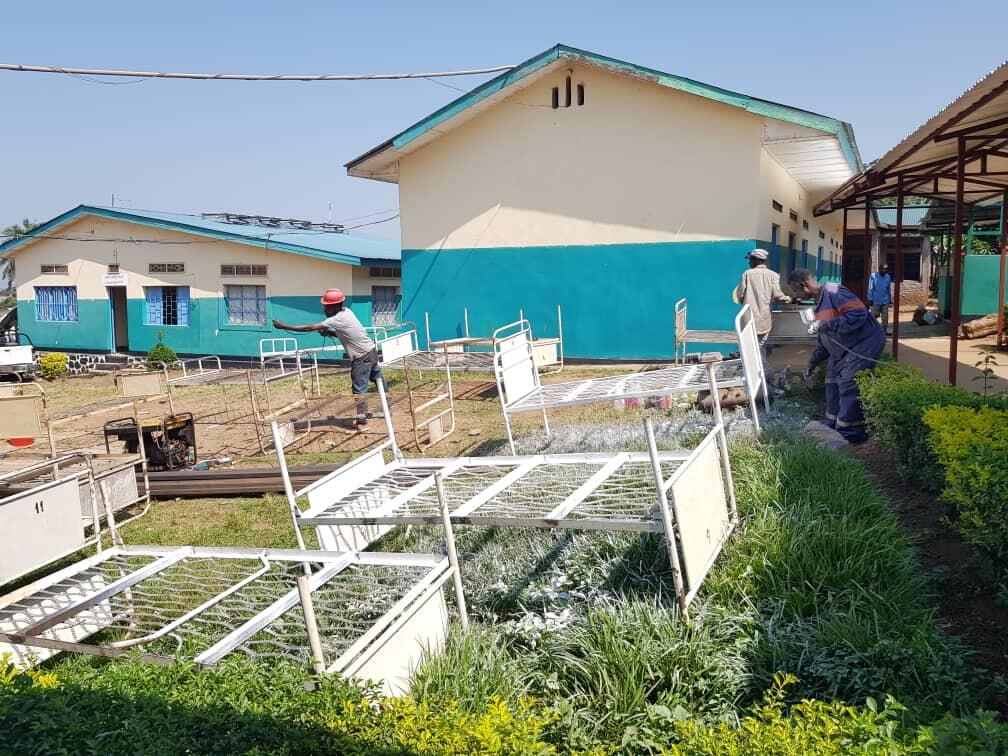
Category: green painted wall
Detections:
[
  {"x1": 17, "y1": 299, "x2": 111, "y2": 351},
  {"x1": 402, "y1": 240, "x2": 757, "y2": 360},
  {"x1": 938, "y1": 255, "x2": 1008, "y2": 317},
  {"x1": 18, "y1": 294, "x2": 376, "y2": 358}
]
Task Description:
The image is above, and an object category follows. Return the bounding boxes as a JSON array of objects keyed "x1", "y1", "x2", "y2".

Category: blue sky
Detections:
[{"x1": 3, "y1": 0, "x2": 1007, "y2": 240}]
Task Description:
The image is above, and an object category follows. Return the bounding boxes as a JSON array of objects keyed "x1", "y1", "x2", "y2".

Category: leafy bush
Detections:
[
  {"x1": 146, "y1": 341, "x2": 177, "y2": 370},
  {"x1": 855, "y1": 363, "x2": 1005, "y2": 490},
  {"x1": 0, "y1": 656, "x2": 568, "y2": 755},
  {"x1": 37, "y1": 351, "x2": 68, "y2": 380},
  {"x1": 924, "y1": 405, "x2": 1008, "y2": 563}
]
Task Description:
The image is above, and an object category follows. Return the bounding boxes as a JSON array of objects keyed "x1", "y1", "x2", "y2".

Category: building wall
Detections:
[
  {"x1": 13, "y1": 216, "x2": 387, "y2": 356},
  {"x1": 937, "y1": 255, "x2": 1008, "y2": 317}
]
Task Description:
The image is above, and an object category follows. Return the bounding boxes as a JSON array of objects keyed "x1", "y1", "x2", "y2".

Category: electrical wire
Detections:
[
  {"x1": 0, "y1": 62, "x2": 515, "y2": 82},
  {"x1": 343, "y1": 213, "x2": 400, "y2": 231}
]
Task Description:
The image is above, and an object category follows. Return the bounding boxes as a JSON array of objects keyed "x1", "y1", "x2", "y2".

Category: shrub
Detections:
[
  {"x1": 855, "y1": 363, "x2": 1005, "y2": 490},
  {"x1": 37, "y1": 351, "x2": 68, "y2": 380},
  {"x1": 924, "y1": 405, "x2": 1008, "y2": 563},
  {"x1": 146, "y1": 341, "x2": 177, "y2": 370}
]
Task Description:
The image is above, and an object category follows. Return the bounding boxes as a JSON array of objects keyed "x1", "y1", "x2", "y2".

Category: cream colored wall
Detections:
[
  {"x1": 757, "y1": 150, "x2": 845, "y2": 265},
  {"x1": 399, "y1": 64, "x2": 764, "y2": 249},
  {"x1": 13, "y1": 216, "x2": 358, "y2": 300}
]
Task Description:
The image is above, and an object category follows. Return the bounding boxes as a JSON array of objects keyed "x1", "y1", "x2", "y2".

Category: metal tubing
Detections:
[
  {"x1": 842, "y1": 207, "x2": 848, "y2": 285},
  {"x1": 863, "y1": 201, "x2": 872, "y2": 304},
  {"x1": 950, "y1": 137, "x2": 966, "y2": 385},
  {"x1": 704, "y1": 362, "x2": 737, "y2": 521},
  {"x1": 643, "y1": 418, "x2": 688, "y2": 617},
  {"x1": 894, "y1": 175, "x2": 904, "y2": 359},
  {"x1": 296, "y1": 573, "x2": 327, "y2": 675},
  {"x1": 999, "y1": 191, "x2": 1008, "y2": 348},
  {"x1": 435, "y1": 472, "x2": 469, "y2": 629},
  {"x1": 270, "y1": 420, "x2": 310, "y2": 557},
  {"x1": 376, "y1": 376, "x2": 402, "y2": 461}
]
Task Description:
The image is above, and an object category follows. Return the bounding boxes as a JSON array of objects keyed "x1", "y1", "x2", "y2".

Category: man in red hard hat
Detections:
[{"x1": 272, "y1": 288, "x2": 384, "y2": 431}]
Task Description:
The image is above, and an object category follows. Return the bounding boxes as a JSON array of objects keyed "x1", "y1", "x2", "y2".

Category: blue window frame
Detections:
[
  {"x1": 770, "y1": 224, "x2": 780, "y2": 271},
  {"x1": 816, "y1": 246, "x2": 824, "y2": 278},
  {"x1": 224, "y1": 284, "x2": 266, "y2": 326},
  {"x1": 34, "y1": 286, "x2": 78, "y2": 322},
  {"x1": 145, "y1": 286, "x2": 190, "y2": 326},
  {"x1": 801, "y1": 239, "x2": 809, "y2": 268}
]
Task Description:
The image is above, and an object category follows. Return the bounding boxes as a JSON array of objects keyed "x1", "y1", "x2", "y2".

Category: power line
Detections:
[
  {"x1": 0, "y1": 62, "x2": 514, "y2": 82},
  {"x1": 343, "y1": 213, "x2": 400, "y2": 231}
]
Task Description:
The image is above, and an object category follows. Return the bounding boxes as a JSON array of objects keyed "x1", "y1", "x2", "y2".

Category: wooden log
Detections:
[{"x1": 961, "y1": 313, "x2": 1000, "y2": 339}]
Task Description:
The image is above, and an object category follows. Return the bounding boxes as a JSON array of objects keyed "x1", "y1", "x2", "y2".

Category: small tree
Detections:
[{"x1": 1, "y1": 218, "x2": 41, "y2": 287}]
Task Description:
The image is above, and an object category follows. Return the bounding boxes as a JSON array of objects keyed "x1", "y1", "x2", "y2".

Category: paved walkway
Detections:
[{"x1": 767, "y1": 313, "x2": 1008, "y2": 395}]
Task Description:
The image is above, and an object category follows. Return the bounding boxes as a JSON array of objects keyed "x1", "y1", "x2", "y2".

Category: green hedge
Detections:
[
  {"x1": 855, "y1": 364, "x2": 1006, "y2": 491},
  {"x1": 924, "y1": 405, "x2": 1008, "y2": 563}
]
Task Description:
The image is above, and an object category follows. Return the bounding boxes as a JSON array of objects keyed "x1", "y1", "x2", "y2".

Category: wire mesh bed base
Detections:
[
  {"x1": 0, "y1": 545, "x2": 453, "y2": 694},
  {"x1": 287, "y1": 416, "x2": 736, "y2": 613}
]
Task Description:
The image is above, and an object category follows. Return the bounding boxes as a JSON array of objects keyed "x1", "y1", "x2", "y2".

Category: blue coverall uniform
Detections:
[{"x1": 808, "y1": 283, "x2": 886, "y2": 443}]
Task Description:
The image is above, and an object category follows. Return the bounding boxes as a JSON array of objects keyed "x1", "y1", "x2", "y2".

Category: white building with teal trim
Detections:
[
  {"x1": 0, "y1": 206, "x2": 400, "y2": 359},
  {"x1": 347, "y1": 44, "x2": 859, "y2": 359}
]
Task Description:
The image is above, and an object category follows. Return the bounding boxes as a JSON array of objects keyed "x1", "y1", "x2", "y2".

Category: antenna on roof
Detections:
[{"x1": 201, "y1": 213, "x2": 344, "y2": 233}]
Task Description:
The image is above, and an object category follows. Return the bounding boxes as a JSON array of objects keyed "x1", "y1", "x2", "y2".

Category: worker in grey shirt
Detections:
[
  {"x1": 733, "y1": 248, "x2": 793, "y2": 389},
  {"x1": 272, "y1": 288, "x2": 384, "y2": 431}
]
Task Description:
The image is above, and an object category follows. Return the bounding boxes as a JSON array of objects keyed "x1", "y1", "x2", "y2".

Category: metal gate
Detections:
[{"x1": 371, "y1": 286, "x2": 400, "y2": 327}]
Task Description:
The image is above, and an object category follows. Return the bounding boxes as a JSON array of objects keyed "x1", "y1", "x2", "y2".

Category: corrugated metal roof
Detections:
[
  {"x1": 873, "y1": 205, "x2": 931, "y2": 228},
  {"x1": 0, "y1": 205, "x2": 400, "y2": 266}
]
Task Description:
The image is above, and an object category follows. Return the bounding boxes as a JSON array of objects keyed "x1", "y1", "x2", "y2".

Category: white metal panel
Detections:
[
  {"x1": 0, "y1": 478, "x2": 85, "y2": 584},
  {"x1": 119, "y1": 373, "x2": 164, "y2": 398},
  {"x1": 736, "y1": 307, "x2": 765, "y2": 399},
  {"x1": 79, "y1": 465, "x2": 139, "y2": 518},
  {"x1": 531, "y1": 341, "x2": 558, "y2": 368},
  {"x1": 378, "y1": 331, "x2": 416, "y2": 364},
  {"x1": 0, "y1": 396, "x2": 42, "y2": 440},
  {"x1": 668, "y1": 435, "x2": 730, "y2": 593}
]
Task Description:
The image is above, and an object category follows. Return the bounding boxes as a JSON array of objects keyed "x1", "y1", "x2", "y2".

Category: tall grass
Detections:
[{"x1": 410, "y1": 436, "x2": 986, "y2": 749}]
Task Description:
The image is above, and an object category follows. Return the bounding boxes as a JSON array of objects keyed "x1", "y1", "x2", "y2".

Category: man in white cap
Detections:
[{"x1": 733, "y1": 248, "x2": 793, "y2": 387}]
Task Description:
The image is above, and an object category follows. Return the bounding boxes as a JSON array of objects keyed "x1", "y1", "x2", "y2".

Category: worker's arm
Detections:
[
  {"x1": 818, "y1": 298, "x2": 875, "y2": 337},
  {"x1": 770, "y1": 275, "x2": 792, "y2": 303},
  {"x1": 271, "y1": 319, "x2": 329, "y2": 333},
  {"x1": 807, "y1": 339, "x2": 829, "y2": 372}
]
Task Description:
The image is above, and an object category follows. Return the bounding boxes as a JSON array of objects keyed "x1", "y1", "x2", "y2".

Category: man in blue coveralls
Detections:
[
  {"x1": 787, "y1": 268, "x2": 886, "y2": 444},
  {"x1": 867, "y1": 263, "x2": 893, "y2": 334}
]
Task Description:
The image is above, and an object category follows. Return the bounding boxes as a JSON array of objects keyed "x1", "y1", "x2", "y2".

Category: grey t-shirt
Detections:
[{"x1": 322, "y1": 308, "x2": 374, "y2": 359}]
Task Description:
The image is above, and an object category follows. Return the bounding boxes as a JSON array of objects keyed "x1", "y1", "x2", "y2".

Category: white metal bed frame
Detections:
[
  {"x1": 0, "y1": 545, "x2": 456, "y2": 693},
  {"x1": 493, "y1": 305, "x2": 768, "y2": 454},
  {"x1": 674, "y1": 298, "x2": 737, "y2": 364}
]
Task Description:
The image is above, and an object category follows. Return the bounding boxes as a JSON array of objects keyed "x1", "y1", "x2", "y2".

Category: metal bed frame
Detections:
[
  {"x1": 494, "y1": 305, "x2": 768, "y2": 453},
  {"x1": 674, "y1": 298, "x2": 737, "y2": 364},
  {"x1": 279, "y1": 409, "x2": 735, "y2": 615},
  {"x1": 0, "y1": 545, "x2": 456, "y2": 694}
]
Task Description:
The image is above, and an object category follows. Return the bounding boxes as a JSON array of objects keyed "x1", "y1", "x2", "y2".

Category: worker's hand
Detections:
[
  {"x1": 807, "y1": 320, "x2": 821, "y2": 336},
  {"x1": 803, "y1": 366, "x2": 814, "y2": 383}
]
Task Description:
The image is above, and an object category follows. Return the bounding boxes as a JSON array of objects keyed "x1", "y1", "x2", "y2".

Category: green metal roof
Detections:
[
  {"x1": 0, "y1": 205, "x2": 400, "y2": 266},
  {"x1": 347, "y1": 43, "x2": 863, "y2": 175}
]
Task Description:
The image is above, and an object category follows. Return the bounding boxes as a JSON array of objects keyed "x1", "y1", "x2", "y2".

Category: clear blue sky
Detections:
[{"x1": 3, "y1": 0, "x2": 1007, "y2": 240}]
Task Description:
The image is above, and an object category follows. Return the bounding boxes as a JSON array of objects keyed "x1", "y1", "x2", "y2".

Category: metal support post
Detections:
[
  {"x1": 863, "y1": 201, "x2": 872, "y2": 304},
  {"x1": 435, "y1": 472, "x2": 469, "y2": 630},
  {"x1": 644, "y1": 418, "x2": 688, "y2": 617},
  {"x1": 376, "y1": 377, "x2": 403, "y2": 462},
  {"x1": 270, "y1": 420, "x2": 310, "y2": 555},
  {"x1": 295, "y1": 573, "x2": 327, "y2": 675},
  {"x1": 999, "y1": 191, "x2": 1008, "y2": 349},
  {"x1": 704, "y1": 360, "x2": 737, "y2": 522},
  {"x1": 893, "y1": 176, "x2": 904, "y2": 358},
  {"x1": 950, "y1": 136, "x2": 966, "y2": 386}
]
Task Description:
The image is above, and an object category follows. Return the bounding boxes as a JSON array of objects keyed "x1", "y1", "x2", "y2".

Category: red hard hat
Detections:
[{"x1": 320, "y1": 288, "x2": 346, "y2": 305}]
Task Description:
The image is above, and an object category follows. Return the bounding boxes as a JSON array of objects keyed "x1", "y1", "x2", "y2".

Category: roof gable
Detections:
[
  {"x1": 0, "y1": 205, "x2": 400, "y2": 266},
  {"x1": 346, "y1": 44, "x2": 861, "y2": 187}
]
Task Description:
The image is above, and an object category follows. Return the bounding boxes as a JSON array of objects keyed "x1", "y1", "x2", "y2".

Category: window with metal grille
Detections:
[
  {"x1": 39, "y1": 264, "x2": 69, "y2": 274},
  {"x1": 789, "y1": 209, "x2": 799, "y2": 222},
  {"x1": 220, "y1": 264, "x2": 267, "y2": 277},
  {"x1": 369, "y1": 266, "x2": 400, "y2": 278},
  {"x1": 819, "y1": 230, "x2": 826, "y2": 240},
  {"x1": 771, "y1": 200, "x2": 783, "y2": 213},
  {"x1": 149, "y1": 262, "x2": 185, "y2": 274},
  {"x1": 144, "y1": 286, "x2": 190, "y2": 326},
  {"x1": 802, "y1": 219, "x2": 809, "y2": 230},
  {"x1": 34, "y1": 286, "x2": 78, "y2": 322},
  {"x1": 371, "y1": 285, "x2": 400, "y2": 327},
  {"x1": 224, "y1": 284, "x2": 267, "y2": 326},
  {"x1": 108, "y1": 263, "x2": 120, "y2": 273}
]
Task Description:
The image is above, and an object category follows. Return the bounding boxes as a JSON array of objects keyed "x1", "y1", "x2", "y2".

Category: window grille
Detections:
[
  {"x1": 145, "y1": 286, "x2": 190, "y2": 326},
  {"x1": 225, "y1": 284, "x2": 267, "y2": 326},
  {"x1": 39, "y1": 264, "x2": 69, "y2": 274},
  {"x1": 34, "y1": 287, "x2": 78, "y2": 322},
  {"x1": 149, "y1": 263, "x2": 185, "y2": 274}
]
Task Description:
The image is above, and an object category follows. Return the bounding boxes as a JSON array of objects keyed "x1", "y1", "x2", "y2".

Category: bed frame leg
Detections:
[
  {"x1": 644, "y1": 418, "x2": 689, "y2": 617},
  {"x1": 435, "y1": 472, "x2": 469, "y2": 630}
]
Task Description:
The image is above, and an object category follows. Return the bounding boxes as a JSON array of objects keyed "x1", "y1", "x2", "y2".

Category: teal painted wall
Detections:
[
  {"x1": 18, "y1": 294, "x2": 375, "y2": 358},
  {"x1": 17, "y1": 298, "x2": 111, "y2": 351},
  {"x1": 402, "y1": 240, "x2": 758, "y2": 360},
  {"x1": 938, "y1": 255, "x2": 1008, "y2": 317}
]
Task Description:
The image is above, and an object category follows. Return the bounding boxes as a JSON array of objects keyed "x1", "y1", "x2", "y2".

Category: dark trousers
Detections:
[
  {"x1": 823, "y1": 351, "x2": 879, "y2": 443},
  {"x1": 350, "y1": 348, "x2": 385, "y2": 420}
]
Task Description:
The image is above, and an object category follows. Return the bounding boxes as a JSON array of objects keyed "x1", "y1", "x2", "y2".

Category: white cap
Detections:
[{"x1": 746, "y1": 248, "x2": 769, "y2": 261}]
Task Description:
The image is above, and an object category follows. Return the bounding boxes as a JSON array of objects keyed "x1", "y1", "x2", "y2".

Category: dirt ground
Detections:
[{"x1": 847, "y1": 440, "x2": 1008, "y2": 708}]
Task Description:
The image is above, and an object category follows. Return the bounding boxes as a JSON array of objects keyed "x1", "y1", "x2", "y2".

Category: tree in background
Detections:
[{"x1": 1, "y1": 218, "x2": 40, "y2": 288}]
